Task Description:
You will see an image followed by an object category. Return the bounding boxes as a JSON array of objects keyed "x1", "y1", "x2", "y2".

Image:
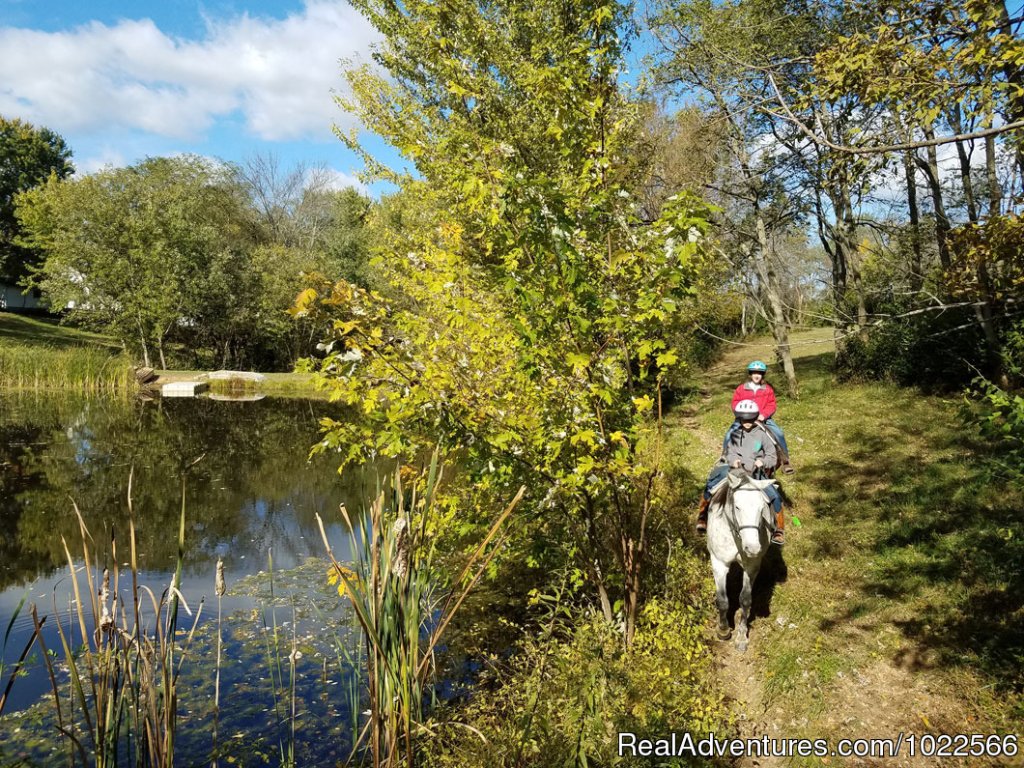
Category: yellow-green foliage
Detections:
[
  {"x1": 425, "y1": 593, "x2": 729, "y2": 767},
  {"x1": 0, "y1": 343, "x2": 135, "y2": 392}
]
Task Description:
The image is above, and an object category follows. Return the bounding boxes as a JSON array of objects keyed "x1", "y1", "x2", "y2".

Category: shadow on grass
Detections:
[
  {"x1": 720, "y1": 547, "x2": 788, "y2": 636},
  {"x1": 800, "y1": 415, "x2": 1024, "y2": 692}
]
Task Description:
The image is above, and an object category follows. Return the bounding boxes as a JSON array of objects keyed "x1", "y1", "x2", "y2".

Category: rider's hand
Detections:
[
  {"x1": 731, "y1": 459, "x2": 742, "y2": 469},
  {"x1": 754, "y1": 459, "x2": 764, "y2": 468},
  {"x1": 757, "y1": 415, "x2": 766, "y2": 422}
]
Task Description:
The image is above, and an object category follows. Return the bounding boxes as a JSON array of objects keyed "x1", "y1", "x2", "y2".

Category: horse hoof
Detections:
[
  {"x1": 736, "y1": 641, "x2": 748, "y2": 653},
  {"x1": 717, "y1": 629, "x2": 732, "y2": 641}
]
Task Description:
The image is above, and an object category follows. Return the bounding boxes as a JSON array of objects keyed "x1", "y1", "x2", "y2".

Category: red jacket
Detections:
[{"x1": 731, "y1": 381, "x2": 777, "y2": 419}]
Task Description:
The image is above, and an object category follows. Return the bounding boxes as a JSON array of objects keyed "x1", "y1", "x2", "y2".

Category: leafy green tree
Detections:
[
  {"x1": 301, "y1": 0, "x2": 719, "y2": 643},
  {"x1": 0, "y1": 116, "x2": 74, "y2": 284},
  {"x1": 16, "y1": 155, "x2": 254, "y2": 368}
]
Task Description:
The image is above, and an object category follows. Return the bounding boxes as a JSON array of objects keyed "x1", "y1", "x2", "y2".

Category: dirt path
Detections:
[{"x1": 673, "y1": 330, "x2": 1023, "y2": 768}]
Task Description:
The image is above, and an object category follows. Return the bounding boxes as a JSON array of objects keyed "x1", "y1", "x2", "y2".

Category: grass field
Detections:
[
  {"x1": 665, "y1": 328, "x2": 1022, "y2": 765},
  {"x1": 0, "y1": 311, "x2": 121, "y2": 349}
]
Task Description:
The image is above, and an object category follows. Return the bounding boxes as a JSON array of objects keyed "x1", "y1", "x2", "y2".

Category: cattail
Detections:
[
  {"x1": 215, "y1": 559, "x2": 226, "y2": 597},
  {"x1": 392, "y1": 518, "x2": 409, "y2": 581},
  {"x1": 99, "y1": 568, "x2": 113, "y2": 634}
]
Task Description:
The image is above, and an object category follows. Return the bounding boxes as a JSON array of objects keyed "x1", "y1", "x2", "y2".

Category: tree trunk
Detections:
[
  {"x1": 843, "y1": 200, "x2": 868, "y2": 333},
  {"x1": 580, "y1": 497, "x2": 615, "y2": 624},
  {"x1": 137, "y1": 318, "x2": 151, "y2": 369},
  {"x1": 915, "y1": 127, "x2": 952, "y2": 270},
  {"x1": 948, "y1": 116, "x2": 1001, "y2": 357},
  {"x1": 986, "y1": 134, "x2": 1002, "y2": 217},
  {"x1": 949, "y1": 105, "x2": 979, "y2": 224},
  {"x1": 827, "y1": 180, "x2": 866, "y2": 333},
  {"x1": 158, "y1": 341, "x2": 167, "y2": 371},
  {"x1": 755, "y1": 214, "x2": 799, "y2": 397},
  {"x1": 903, "y1": 150, "x2": 924, "y2": 289}
]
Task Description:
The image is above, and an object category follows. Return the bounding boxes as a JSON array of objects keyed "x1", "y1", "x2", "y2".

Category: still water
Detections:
[{"x1": 0, "y1": 392, "x2": 381, "y2": 765}]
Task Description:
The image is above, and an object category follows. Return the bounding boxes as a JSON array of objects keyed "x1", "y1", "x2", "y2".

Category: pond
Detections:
[{"x1": 0, "y1": 392, "x2": 384, "y2": 766}]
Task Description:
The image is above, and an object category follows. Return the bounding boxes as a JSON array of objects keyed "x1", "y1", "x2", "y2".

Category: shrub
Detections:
[
  {"x1": 835, "y1": 304, "x2": 987, "y2": 391},
  {"x1": 424, "y1": 557, "x2": 729, "y2": 768}
]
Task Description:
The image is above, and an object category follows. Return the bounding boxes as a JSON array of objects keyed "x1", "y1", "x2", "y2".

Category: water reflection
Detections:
[
  {"x1": 0, "y1": 393, "x2": 374, "y2": 588},
  {"x1": 0, "y1": 392, "x2": 379, "y2": 729}
]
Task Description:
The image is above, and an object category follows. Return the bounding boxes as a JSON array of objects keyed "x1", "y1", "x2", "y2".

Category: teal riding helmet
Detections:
[{"x1": 747, "y1": 360, "x2": 768, "y2": 373}]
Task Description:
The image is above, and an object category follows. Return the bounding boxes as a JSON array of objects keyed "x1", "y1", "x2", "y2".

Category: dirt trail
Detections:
[{"x1": 683, "y1": 330, "x2": 1022, "y2": 768}]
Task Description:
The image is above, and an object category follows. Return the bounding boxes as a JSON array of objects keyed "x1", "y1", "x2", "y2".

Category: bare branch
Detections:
[{"x1": 766, "y1": 73, "x2": 1024, "y2": 156}]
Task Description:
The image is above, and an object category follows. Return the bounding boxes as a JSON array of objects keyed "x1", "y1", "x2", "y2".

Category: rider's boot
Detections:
[
  {"x1": 695, "y1": 497, "x2": 710, "y2": 536},
  {"x1": 771, "y1": 509, "x2": 785, "y2": 546}
]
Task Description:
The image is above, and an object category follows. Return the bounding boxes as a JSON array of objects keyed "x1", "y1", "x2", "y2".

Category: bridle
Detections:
[{"x1": 720, "y1": 472, "x2": 767, "y2": 537}]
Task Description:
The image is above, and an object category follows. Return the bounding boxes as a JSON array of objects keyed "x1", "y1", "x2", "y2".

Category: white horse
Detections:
[{"x1": 706, "y1": 468, "x2": 777, "y2": 652}]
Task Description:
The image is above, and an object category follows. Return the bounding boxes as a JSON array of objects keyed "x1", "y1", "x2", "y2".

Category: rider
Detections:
[
  {"x1": 723, "y1": 360, "x2": 793, "y2": 474},
  {"x1": 698, "y1": 399, "x2": 785, "y2": 546}
]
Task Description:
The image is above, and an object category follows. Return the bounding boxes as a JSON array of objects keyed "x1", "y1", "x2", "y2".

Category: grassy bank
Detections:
[
  {"x1": 0, "y1": 342, "x2": 136, "y2": 393},
  {"x1": 0, "y1": 311, "x2": 121, "y2": 350},
  {"x1": 1, "y1": 312, "x2": 135, "y2": 392},
  {"x1": 667, "y1": 328, "x2": 1022, "y2": 764},
  {"x1": 1, "y1": 312, "x2": 322, "y2": 397}
]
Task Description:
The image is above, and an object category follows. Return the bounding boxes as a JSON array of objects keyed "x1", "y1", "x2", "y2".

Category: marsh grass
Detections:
[
  {"x1": 318, "y1": 453, "x2": 524, "y2": 768},
  {"x1": 0, "y1": 343, "x2": 135, "y2": 392},
  {"x1": 0, "y1": 593, "x2": 39, "y2": 719},
  {"x1": 30, "y1": 466, "x2": 204, "y2": 768}
]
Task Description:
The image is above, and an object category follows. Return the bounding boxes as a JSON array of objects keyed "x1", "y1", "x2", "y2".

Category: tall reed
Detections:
[
  {"x1": 318, "y1": 453, "x2": 524, "y2": 768},
  {"x1": 0, "y1": 593, "x2": 40, "y2": 719},
  {"x1": 258, "y1": 551, "x2": 299, "y2": 768},
  {"x1": 31, "y1": 466, "x2": 204, "y2": 768},
  {"x1": 212, "y1": 558, "x2": 226, "y2": 767},
  {"x1": 0, "y1": 343, "x2": 136, "y2": 392}
]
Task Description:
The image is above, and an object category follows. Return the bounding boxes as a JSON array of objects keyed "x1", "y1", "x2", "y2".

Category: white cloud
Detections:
[
  {"x1": 0, "y1": 1, "x2": 378, "y2": 142},
  {"x1": 76, "y1": 147, "x2": 128, "y2": 175},
  {"x1": 320, "y1": 167, "x2": 366, "y2": 192}
]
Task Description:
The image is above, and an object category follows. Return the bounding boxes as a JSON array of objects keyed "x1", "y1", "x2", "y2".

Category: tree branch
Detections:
[{"x1": 766, "y1": 73, "x2": 1024, "y2": 156}]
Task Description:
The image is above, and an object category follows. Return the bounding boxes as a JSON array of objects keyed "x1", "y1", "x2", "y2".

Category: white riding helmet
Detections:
[{"x1": 734, "y1": 399, "x2": 760, "y2": 422}]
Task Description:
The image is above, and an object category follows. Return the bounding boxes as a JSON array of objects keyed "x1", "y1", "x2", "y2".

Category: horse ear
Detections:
[{"x1": 753, "y1": 478, "x2": 777, "y2": 491}]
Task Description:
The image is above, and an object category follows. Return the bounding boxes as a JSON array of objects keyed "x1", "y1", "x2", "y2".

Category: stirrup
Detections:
[
  {"x1": 696, "y1": 519, "x2": 707, "y2": 536},
  {"x1": 771, "y1": 530, "x2": 785, "y2": 546}
]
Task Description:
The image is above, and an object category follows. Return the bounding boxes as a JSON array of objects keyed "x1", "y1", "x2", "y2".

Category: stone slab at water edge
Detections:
[{"x1": 162, "y1": 381, "x2": 209, "y2": 397}]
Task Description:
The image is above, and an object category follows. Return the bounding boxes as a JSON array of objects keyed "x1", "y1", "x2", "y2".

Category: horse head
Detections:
[{"x1": 725, "y1": 469, "x2": 774, "y2": 559}]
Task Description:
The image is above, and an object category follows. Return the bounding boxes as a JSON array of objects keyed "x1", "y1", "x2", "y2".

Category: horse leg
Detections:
[
  {"x1": 736, "y1": 567, "x2": 755, "y2": 652},
  {"x1": 711, "y1": 558, "x2": 731, "y2": 640}
]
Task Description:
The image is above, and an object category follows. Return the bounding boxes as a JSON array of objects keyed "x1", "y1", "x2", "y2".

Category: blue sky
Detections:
[
  {"x1": 1, "y1": 0, "x2": 660, "y2": 194},
  {"x1": 1, "y1": 0, "x2": 395, "y2": 190}
]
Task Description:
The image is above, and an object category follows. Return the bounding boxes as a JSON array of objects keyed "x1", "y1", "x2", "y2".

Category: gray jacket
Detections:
[{"x1": 725, "y1": 423, "x2": 777, "y2": 473}]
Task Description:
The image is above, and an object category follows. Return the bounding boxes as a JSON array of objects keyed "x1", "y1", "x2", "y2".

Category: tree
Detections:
[
  {"x1": 0, "y1": 116, "x2": 74, "y2": 284},
  {"x1": 232, "y1": 154, "x2": 375, "y2": 367},
  {"x1": 650, "y1": 0, "x2": 820, "y2": 394},
  {"x1": 300, "y1": 0, "x2": 720, "y2": 643},
  {"x1": 16, "y1": 156, "x2": 254, "y2": 368}
]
